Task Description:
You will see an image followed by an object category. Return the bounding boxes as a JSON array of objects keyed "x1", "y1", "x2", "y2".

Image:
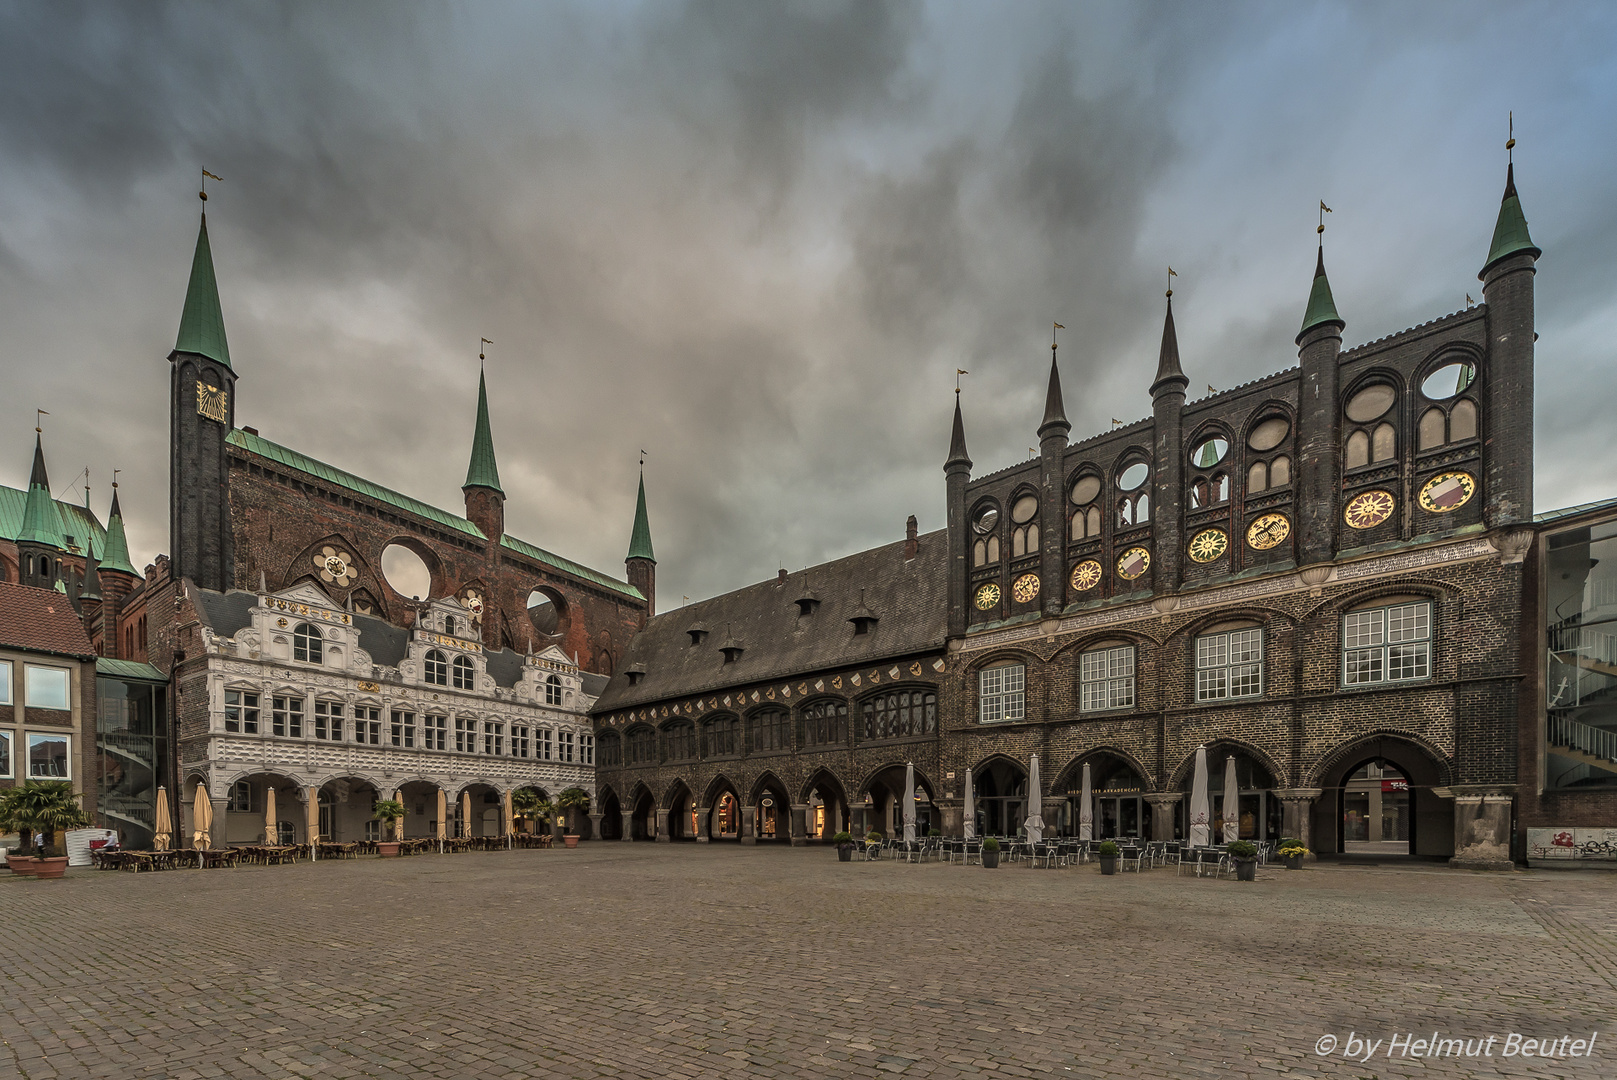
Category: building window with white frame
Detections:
[
  {"x1": 0, "y1": 730, "x2": 13, "y2": 778},
  {"x1": 539, "y1": 727, "x2": 553, "y2": 760},
  {"x1": 560, "y1": 729, "x2": 575, "y2": 763},
  {"x1": 314, "y1": 700, "x2": 345, "y2": 740},
  {"x1": 453, "y1": 655, "x2": 475, "y2": 690},
  {"x1": 0, "y1": 660, "x2": 12, "y2": 705},
  {"x1": 1343, "y1": 600, "x2": 1432, "y2": 686},
  {"x1": 24, "y1": 664, "x2": 69, "y2": 710},
  {"x1": 424, "y1": 714, "x2": 447, "y2": 751},
  {"x1": 1080, "y1": 645, "x2": 1136, "y2": 713},
  {"x1": 512, "y1": 725, "x2": 529, "y2": 758},
  {"x1": 27, "y1": 732, "x2": 70, "y2": 778},
  {"x1": 391, "y1": 710, "x2": 415, "y2": 748},
  {"x1": 424, "y1": 649, "x2": 448, "y2": 686},
  {"x1": 483, "y1": 720, "x2": 504, "y2": 756},
  {"x1": 272, "y1": 695, "x2": 303, "y2": 737},
  {"x1": 1196, "y1": 627, "x2": 1264, "y2": 702},
  {"x1": 581, "y1": 733, "x2": 594, "y2": 766},
  {"x1": 293, "y1": 622, "x2": 324, "y2": 664},
  {"x1": 455, "y1": 716, "x2": 475, "y2": 753},
  {"x1": 228, "y1": 779, "x2": 253, "y2": 813},
  {"x1": 545, "y1": 673, "x2": 563, "y2": 706},
  {"x1": 978, "y1": 662, "x2": 1025, "y2": 723},
  {"x1": 354, "y1": 705, "x2": 381, "y2": 744},
  {"x1": 225, "y1": 689, "x2": 260, "y2": 733}
]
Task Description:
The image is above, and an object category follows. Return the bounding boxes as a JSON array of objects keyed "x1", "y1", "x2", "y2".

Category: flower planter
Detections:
[
  {"x1": 34, "y1": 857, "x2": 69, "y2": 880},
  {"x1": 1235, "y1": 857, "x2": 1258, "y2": 882},
  {"x1": 982, "y1": 849, "x2": 1000, "y2": 869},
  {"x1": 1099, "y1": 856, "x2": 1117, "y2": 876},
  {"x1": 837, "y1": 846, "x2": 853, "y2": 862},
  {"x1": 562, "y1": 835, "x2": 580, "y2": 849},
  {"x1": 6, "y1": 856, "x2": 37, "y2": 877},
  {"x1": 1283, "y1": 854, "x2": 1303, "y2": 871},
  {"x1": 377, "y1": 842, "x2": 401, "y2": 858}
]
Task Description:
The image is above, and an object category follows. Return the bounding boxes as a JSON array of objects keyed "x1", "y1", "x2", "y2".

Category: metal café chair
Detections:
[{"x1": 963, "y1": 838, "x2": 983, "y2": 866}]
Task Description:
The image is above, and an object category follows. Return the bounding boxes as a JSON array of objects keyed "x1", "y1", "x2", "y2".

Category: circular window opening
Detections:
[
  {"x1": 1010, "y1": 494, "x2": 1039, "y2": 524},
  {"x1": 1247, "y1": 417, "x2": 1289, "y2": 452},
  {"x1": 1069, "y1": 475, "x2": 1101, "y2": 506},
  {"x1": 1345, "y1": 384, "x2": 1397, "y2": 423},
  {"x1": 380, "y1": 544, "x2": 431, "y2": 600},
  {"x1": 1117, "y1": 462, "x2": 1150, "y2": 491},
  {"x1": 1190, "y1": 437, "x2": 1229, "y2": 468},
  {"x1": 972, "y1": 505, "x2": 1000, "y2": 534},
  {"x1": 527, "y1": 589, "x2": 560, "y2": 635},
  {"x1": 1421, "y1": 361, "x2": 1476, "y2": 400}
]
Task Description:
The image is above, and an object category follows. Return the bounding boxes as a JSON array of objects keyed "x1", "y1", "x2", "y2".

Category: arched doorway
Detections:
[
  {"x1": 1056, "y1": 754, "x2": 1149, "y2": 840},
  {"x1": 1313, "y1": 736, "x2": 1452, "y2": 858},
  {"x1": 665, "y1": 780, "x2": 693, "y2": 842},
  {"x1": 971, "y1": 758, "x2": 1026, "y2": 838},
  {"x1": 599, "y1": 789, "x2": 623, "y2": 840},
  {"x1": 751, "y1": 773, "x2": 792, "y2": 842},
  {"x1": 396, "y1": 780, "x2": 443, "y2": 840},
  {"x1": 706, "y1": 777, "x2": 741, "y2": 841},
  {"x1": 318, "y1": 777, "x2": 381, "y2": 842},
  {"x1": 1176, "y1": 747, "x2": 1280, "y2": 842},
  {"x1": 630, "y1": 785, "x2": 656, "y2": 841},
  {"x1": 862, "y1": 764, "x2": 936, "y2": 838},
  {"x1": 221, "y1": 772, "x2": 308, "y2": 846},
  {"x1": 802, "y1": 769, "x2": 849, "y2": 843},
  {"x1": 455, "y1": 783, "x2": 503, "y2": 838},
  {"x1": 1341, "y1": 759, "x2": 1411, "y2": 855}
]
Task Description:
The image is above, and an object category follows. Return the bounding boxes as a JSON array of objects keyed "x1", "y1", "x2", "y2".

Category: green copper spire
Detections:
[
  {"x1": 17, "y1": 434, "x2": 65, "y2": 549},
  {"x1": 174, "y1": 212, "x2": 232, "y2": 369},
  {"x1": 463, "y1": 367, "x2": 503, "y2": 493},
  {"x1": 627, "y1": 470, "x2": 655, "y2": 563},
  {"x1": 1481, "y1": 163, "x2": 1540, "y2": 277},
  {"x1": 1297, "y1": 245, "x2": 1345, "y2": 344},
  {"x1": 99, "y1": 488, "x2": 139, "y2": 576}
]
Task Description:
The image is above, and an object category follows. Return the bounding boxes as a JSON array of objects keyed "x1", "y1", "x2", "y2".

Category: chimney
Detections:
[
  {"x1": 903, "y1": 515, "x2": 919, "y2": 560},
  {"x1": 777, "y1": 568, "x2": 788, "y2": 584}
]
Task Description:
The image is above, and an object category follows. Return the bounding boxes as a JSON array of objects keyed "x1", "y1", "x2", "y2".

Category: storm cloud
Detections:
[{"x1": 2, "y1": 1, "x2": 1614, "y2": 606}]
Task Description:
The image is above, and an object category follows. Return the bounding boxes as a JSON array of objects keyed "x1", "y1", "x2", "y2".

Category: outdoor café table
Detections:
[
  {"x1": 317, "y1": 842, "x2": 358, "y2": 859},
  {"x1": 197, "y1": 849, "x2": 239, "y2": 869}
]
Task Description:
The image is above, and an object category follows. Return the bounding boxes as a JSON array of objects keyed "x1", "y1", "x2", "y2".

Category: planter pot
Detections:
[
  {"x1": 1235, "y1": 857, "x2": 1258, "y2": 882},
  {"x1": 563, "y1": 835, "x2": 580, "y2": 849},
  {"x1": 982, "y1": 849, "x2": 1000, "y2": 868},
  {"x1": 7, "y1": 856, "x2": 37, "y2": 877},
  {"x1": 34, "y1": 857, "x2": 69, "y2": 880},
  {"x1": 1283, "y1": 854, "x2": 1303, "y2": 871},
  {"x1": 837, "y1": 847, "x2": 853, "y2": 862},
  {"x1": 377, "y1": 841, "x2": 401, "y2": 858},
  {"x1": 1099, "y1": 856, "x2": 1118, "y2": 876}
]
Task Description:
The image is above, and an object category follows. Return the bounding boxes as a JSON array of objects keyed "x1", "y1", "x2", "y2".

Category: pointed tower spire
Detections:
[
  {"x1": 1151, "y1": 293, "x2": 1189, "y2": 396},
  {"x1": 1481, "y1": 162, "x2": 1540, "y2": 278},
  {"x1": 946, "y1": 395, "x2": 972, "y2": 472},
  {"x1": 1297, "y1": 243, "x2": 1345, "y2": 344},
  {"x1": 625, "y1": 459, "x2": 657, "y2": 619},
  {"x1": 626, "y1": 469, "x2": 655, "y2": 563},
  {"x1": 81, "y1": 544, "x2": 102, "y2": 604},
  {"x1": 100, "y1": 487, "x2": 139, "y2": 577},
  {"x1": 174, "y1": 212, "x2": 232, "y2": 369},
  {"x1": 1037, "y1": 355, "x2": 1070, "y2": 440},
  {"x1": 18, "y1": 434, "x2": 65, "y2": 549},
  {"x1": 463, "y1": 367, "x2": 503, "y2": 494}
]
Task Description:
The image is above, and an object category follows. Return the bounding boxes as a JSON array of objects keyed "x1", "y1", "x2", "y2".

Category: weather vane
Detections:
[
  {"x1": 36, "y1": 408, "x2": 48, "y2": 434},
  {"x1": 113, "y1": 468, "x2": 121, "y2": 490},
  {"x1": 479, "y1": 337, "x2": 492, "y2": 361},
  {"x1": 1507, "y1": 111, "x2": 1515, "y2": 161},
  {"x1": 1167, "y1": 267, "x2": 1177, "y2": 298},
  {"x1": 1318, "y1": 200, "x2": 1332, "y2": 237},
  {"x1": 639, "y1": 448, "x2": 647, "y2": 469},
  {"x1": 1052, "y1": 322, "x2": 1064, "y2": 354},
  {"x1": 200, "y1": 168, "x2": 222, "y2": 202},
  {"x1": 955, "y1": 368, "x2": 968, "y2": 396}
]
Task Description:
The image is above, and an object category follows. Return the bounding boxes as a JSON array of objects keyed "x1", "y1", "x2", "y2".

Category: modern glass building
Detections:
[{"x1": 95, "y1": 659, "x2": 169, "y2": 849}]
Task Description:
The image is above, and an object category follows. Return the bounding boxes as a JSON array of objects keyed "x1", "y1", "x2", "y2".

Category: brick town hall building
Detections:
[{"x1": 590, "y1": 158, "x2": 1617, "y2": 868}]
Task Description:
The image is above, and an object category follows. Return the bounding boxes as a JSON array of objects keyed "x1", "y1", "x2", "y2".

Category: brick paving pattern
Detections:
[{"x1": 2, "y1": 847, "x2": 1611, "y2": 1079}]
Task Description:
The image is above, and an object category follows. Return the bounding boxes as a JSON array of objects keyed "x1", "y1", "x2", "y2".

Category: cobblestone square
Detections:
[{"x1": 2, "y1": 847, "x2": 1612, "y2": 1079}]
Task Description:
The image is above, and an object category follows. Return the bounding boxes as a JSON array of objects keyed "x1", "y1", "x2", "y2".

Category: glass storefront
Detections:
[
  {"x1": 95, "y1": 674, "x2": 168, "y2": 850},
  {"x1": 1545, "y1": 517, "x2": 1617, "y2": 790},
  {"x1": 1342, "y1": 759, "x2": 1410, "y2": 853}
]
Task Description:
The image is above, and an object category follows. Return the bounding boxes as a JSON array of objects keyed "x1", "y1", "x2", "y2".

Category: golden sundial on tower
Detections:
[
  {"x1": 1012, "y1": 573, "x2": 1040, "y2": 603},
  {"x1": 1344, "y1": 490, "x2": 1396, "y2": 530},
  {"x1": 973, "y1": 582, "x2": 1001, "y2": 610},
  {"x1": 1069, "y1": 560, "x2": 1102, "y2": 591},
  {"x1": 1419, "y1": 472, "x2": 1476, "y2": 513},
  {"x1": 1188, "y1": 528, "x2": 1228, "y2": 563},
  {"x1": 1246, "y1": 513, "x2": 1290, "y2": 551}
]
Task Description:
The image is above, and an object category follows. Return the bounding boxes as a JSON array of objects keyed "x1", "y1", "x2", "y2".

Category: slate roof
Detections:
[
  {"x1": 0, "y1": 582, "x2": 96, "y2": 659},
  {"x1": 594, "y1": 530, "x2": 948, "y2": 712},
  {"x1": 0, "y1": 485, "x2": 107, "y2": 558},
  {"x1": 227, "y1": 428, "x2": 643, "y2": 601}
]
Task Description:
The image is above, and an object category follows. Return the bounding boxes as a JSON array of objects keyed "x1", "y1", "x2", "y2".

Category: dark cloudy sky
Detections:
[{"x1": 3, "y1": 1, "x2": 1614, "y2": 607}]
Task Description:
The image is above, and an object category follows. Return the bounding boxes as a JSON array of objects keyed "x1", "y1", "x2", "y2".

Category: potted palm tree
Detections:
[
  {"x1": 0, "y1": 782, "x2": 92, "y2": 879},
  {"x1": 1096, "y1": 840, "x2": 1120, "y2": 875},
  {"x1": 1227, "y1": 839, "x2": 1260, "y2": 881},
  {"x1": 556, "y1": 788, "x2": 590, "y2": 847},
  {"x1": 833, "y1": 831, "x2": 855, "y2": 861},
  {"x1": 981, "y1": 836, "x2": 1001, "y2": 869},
  {"x1": 372, "y1": 799, "x2": 406, "y2": 856},
  {"x1": 511, "y1": 788, "x2": 541, "y2": 835}
]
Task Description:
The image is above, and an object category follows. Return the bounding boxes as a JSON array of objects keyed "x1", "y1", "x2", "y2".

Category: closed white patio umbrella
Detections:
[
  {"x1": 1025, "y1": 754, "x2": 1044, "y2": 845},
  {"x1": 1078, "y1": 762, "x2": 1094, "y2": 842},
  {"x1": 1189, "y1": 746, "x2": 1211, "y2": 847},
  {"x1": 902, "y1": 762, "x2": 917, "y2": 846},
  {"x1": 263, "y1": 785, "x2": 277, "y2": 845},
  {"x1": 962, "y1": 767, "x2": 975, "y2": 841},
  {"x1": 1222, "y1": 755, "x2": 1240, "y2": 843}
]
